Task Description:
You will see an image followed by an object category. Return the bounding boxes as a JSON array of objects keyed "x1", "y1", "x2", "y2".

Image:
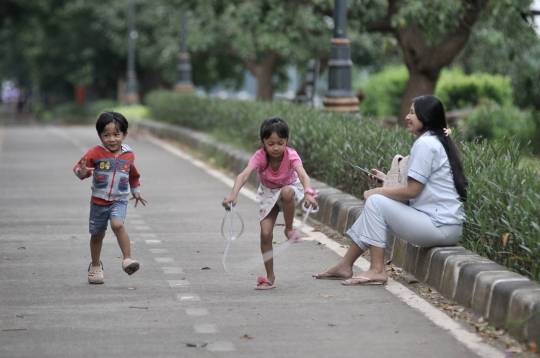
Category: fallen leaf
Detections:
[
  {"x1": 312, "y1": 227, "x2": 323, "y2": 232},
  {"x1": 201, "y1": 267, "x2": 211, "y2": 270},
  {"x1": 272, "y1": 241, "x2": 281, "y2": 244},
  {"x1": 17, "y1": 247, "x2": 25, "y2": 249},
  {"x1": 384, "y1": 260, "x2": 392, "y2": 265},
  {"x1": 240, "y1": 334, "x2": 253, "y2": 339},
  {"x1": 129, "y1": 306, "x2": 148, "y2": 309},
  {"x1": 184, "y1": 342, "x2": 208, "y2": 348},
  {"x1": 528, "y1": 341, "x2": 537, "y2": 354},
  {"x1": 320, "y1": 294, "x2": 334, "y2": 298},
  {"x1": 128, "y1": 285, "x2": 138, "y2": 290},
  {"x1": 328, "y1": 323, "x2": 336, "y2": 327}
]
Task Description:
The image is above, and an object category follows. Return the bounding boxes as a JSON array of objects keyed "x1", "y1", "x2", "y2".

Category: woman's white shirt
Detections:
[{"x1": 407, "y1": 132, "x2": 465, "y2": 226}]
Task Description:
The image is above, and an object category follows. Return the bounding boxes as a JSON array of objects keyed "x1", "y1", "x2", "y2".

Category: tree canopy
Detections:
[{"x1": 1, "y1": 0, "x2": 539, "y2": 118}]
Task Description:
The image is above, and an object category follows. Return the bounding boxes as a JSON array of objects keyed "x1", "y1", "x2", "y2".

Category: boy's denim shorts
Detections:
[{"x1": 89, "y1": 200, "x2": 128, "y2": 235}]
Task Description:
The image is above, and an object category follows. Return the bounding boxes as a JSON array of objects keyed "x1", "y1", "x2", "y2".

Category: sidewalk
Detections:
[
  {"x1": 0, "y1": 124, "x2": 508, "y2": 358},
  {"x1": 133, "y1": 120, "x2": 540, "y2": 351}
]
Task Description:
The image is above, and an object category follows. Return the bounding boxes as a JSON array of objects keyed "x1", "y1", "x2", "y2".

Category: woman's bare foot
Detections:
[
  {"x1": 342, "y1": 269, "x2": 388, "y2": 285},
  {"x1": 313, "y1": 265, "x2": 353, "y2": 280}
]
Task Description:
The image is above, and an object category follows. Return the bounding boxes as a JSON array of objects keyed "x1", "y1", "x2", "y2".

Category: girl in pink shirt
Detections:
[{"x1": 222, "y1": 117, "x2": 318, "y2": 290}]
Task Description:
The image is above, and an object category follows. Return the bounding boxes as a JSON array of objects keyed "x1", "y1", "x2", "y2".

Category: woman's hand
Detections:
[
  {"x1": 365, "y1": 169, "x2": 385, "y2": 187},
  {"x1": 131, "y1": 193, "x2": 148, "y2": 207},
  {"x1": 222, "y1": 195, "x2": 237, "y2": 210},
  {"x1": 363, "y1": 187, "x2": 381, "y2": 201}
]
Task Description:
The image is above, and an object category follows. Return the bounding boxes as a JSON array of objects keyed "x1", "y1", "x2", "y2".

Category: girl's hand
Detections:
[
  {"x1": 79, "y1": 157, "x2": 93, "y2": 176},
  {"x1": 130, "y1": 193, "x2": 148, "y2": 207},
  {"x1": 222, "y1": 195, "x2": 237, "y2": 210},
  {"x1": 304, "y1": 193, "x2": 318, "y2": 209},
  {"x1": 366, "y1": 169, "x2": 385, "y2": 187}
]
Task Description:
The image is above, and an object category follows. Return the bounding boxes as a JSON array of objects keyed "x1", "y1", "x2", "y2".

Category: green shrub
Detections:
[
  {"x1": 50, "y1": 99, "x2": 118, "y2": 123},
  {"x1": 435, "y1": 69, "x2": 513, "y2": 111},
  {"x1": 358, "y1": 65, "x2": 408, "y2": 118},
  {"x1": 461, "y1": 100, "x2": 538, "y2": 154},
  {"x1": 145, "y1": 91, "x2": 540, "y2": 281}
]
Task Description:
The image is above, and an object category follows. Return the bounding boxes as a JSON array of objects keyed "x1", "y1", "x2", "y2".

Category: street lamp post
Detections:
[
  {"x1": 322, "y1": 0, "x2": 359, "y2": 112},
  {"x1": 125, "y1": 0, "x2": 139, "y2": 105},
  {"x1": 174, "y1": 11, "x2": 194, "y2": 93}
]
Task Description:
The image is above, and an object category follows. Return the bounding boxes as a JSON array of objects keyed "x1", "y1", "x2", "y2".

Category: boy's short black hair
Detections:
[{"x1": 96, "y1": 111, "x2": 128, "y2": 135}]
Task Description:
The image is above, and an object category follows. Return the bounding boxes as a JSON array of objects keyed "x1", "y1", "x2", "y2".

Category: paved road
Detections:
[{"x1": 0, "y1": 124, "x2": 504, "y2": 358}]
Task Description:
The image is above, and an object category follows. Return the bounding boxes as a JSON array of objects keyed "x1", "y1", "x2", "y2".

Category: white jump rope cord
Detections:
[
  {"x1": 221, "y1": 203, "x2": 245, "y2": 274},
  {"x1": 221, "y1": 202, "x2": 318, "y2": 273}
]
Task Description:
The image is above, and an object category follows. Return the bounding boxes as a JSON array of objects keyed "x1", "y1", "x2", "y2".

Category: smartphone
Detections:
[{"x1": 350, "y1": 163, "x2": 384, "y2": 183}]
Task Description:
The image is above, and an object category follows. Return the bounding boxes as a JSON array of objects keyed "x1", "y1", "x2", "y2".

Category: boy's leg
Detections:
[
  {"x1": 110, "y1": 219, "x2": 131, "y2": 259},
  {"x1": 90, "y1": 232, "x2": 106, "y2": 267},
  {"x1": 259, "y1": 205, "x2": 280, "y2": 286}
]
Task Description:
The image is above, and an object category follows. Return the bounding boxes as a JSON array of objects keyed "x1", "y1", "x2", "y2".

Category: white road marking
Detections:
[
  {"x1": 177, "y1": 293, "x2": 200, "y2": 301},
  {"x1": 194, "y1": 323, "x2": 217, "y2": 334},
  {"x1": 168, "y1": 280, "x2": 190, "y2": 287},
  {"x1": 185, "y1": 308, "x2": 208, "y2": 316},
  {"x1": 206, "y1": 341, "x2": 235, "y2": 352},
  {"x1": 129, "y1": 220, "x2": 147, "y2": 225},
  {"x1": 155, "y1": 257, "x2": 174, "y2": 263},
  {"x1": 147, "y1": 135, "x2": 505, "y2": 358},
  {"x1": 145, "y1": 240, "x2": 162, "y2": 244},
  {"x1": 139, "y1": 233, "x2": 157, "y2": 238},
  {"x1": 150, "y1": 249, "x2": 169, "y2": 254},
  {"x1": 162, "y1": 267, "x2": 184, "y2": 274},
  {"x1": 134, "y1": 226, "x2": 151, "y2": 230}
]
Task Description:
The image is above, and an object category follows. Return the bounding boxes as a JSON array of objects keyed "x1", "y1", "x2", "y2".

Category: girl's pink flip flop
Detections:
[
  {"x1": 286, "y1": 230, "x2": 302, "y2": 243},
  {"x1": 254, "y1": 275, "x2": 276, "y2": 290}
]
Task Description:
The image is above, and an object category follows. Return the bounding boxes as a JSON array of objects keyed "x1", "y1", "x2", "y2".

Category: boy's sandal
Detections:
[{"x1": 88, "y1": 261, "x2": 104, "y2": 284}]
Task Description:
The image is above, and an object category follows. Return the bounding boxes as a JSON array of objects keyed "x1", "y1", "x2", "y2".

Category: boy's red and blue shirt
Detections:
[{"x1": 73, "y1": 143, "x2": 141, "y2": 205}]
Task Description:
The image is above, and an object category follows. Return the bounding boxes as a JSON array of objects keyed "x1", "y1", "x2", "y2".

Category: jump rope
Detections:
[{"x1": 220, "y1": 202, "x2": 319, "y2": 274}]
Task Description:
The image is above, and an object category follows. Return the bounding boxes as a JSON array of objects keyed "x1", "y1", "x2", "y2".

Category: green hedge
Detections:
[
  {"x1": 461, "y1": 100, "x2": 539, "y2": 154},
  {"x1": 146, "y1": 91, "x2": 540, "y2": 281},
  {"x1": 357, "y1": 66, "x2": 514, "y2": 116},
  {"x1": 436, "y1": 70, "x2": 513, "y2": 111},
  {"x1": 358, "y1": 66, "x2": 408, "y2": 118}
]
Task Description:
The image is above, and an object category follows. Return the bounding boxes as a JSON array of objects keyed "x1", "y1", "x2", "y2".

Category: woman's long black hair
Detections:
[{"x1": 412, "y1": 95, "x2": 468, "y2": 201}]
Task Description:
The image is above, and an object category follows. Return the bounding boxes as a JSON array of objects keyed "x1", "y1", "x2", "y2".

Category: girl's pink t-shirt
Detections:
[{"x1": 248, "y1": 147, "x2": 303, "y2": 189}]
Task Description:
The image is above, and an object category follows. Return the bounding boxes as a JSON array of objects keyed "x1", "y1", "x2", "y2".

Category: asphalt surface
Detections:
[{"x1": 0, "y1": 123, "x2": 504, "y2": 357}]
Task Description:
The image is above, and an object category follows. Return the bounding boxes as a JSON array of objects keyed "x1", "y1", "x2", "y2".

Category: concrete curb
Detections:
[{"x1": 134, "y1": 120, "x2": 540, "y2": 346}]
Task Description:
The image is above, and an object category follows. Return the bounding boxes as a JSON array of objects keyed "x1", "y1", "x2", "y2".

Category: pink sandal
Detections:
[
  {"x1": 286, "y1": 230, "x2": 302, "y2": 243},
  {"x1": 254, "y1": 276, "x2": 276, "y2": 290}
]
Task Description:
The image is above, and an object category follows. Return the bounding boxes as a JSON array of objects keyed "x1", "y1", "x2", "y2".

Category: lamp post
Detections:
[
  {"x1": 125, "y1": 0, "x2": 139, "y2": 104},
  {"x1": 174, "y1": 11, "x2": 194, "y2": 93},
  {"x1": 322, "y1": 0, "x2": 359, "y2": 112}
]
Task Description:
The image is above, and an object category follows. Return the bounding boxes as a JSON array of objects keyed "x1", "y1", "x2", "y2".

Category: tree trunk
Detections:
[
  {"x1": 246, "y1": 50, "x2": 279, "y2": 101},
  {"x1": 398, "y1": 69, "x2": 438, "y2": 124},
  {"x1": 369, "y1": 0, "x2": 490, "y2": 126}
]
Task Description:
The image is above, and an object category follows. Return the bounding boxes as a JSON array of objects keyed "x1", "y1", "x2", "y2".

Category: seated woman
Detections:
[{"x1": 314, "y1": 94, "x2": 468, "y2": 285}]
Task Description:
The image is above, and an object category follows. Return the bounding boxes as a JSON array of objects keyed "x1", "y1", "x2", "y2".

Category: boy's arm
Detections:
[{"x1": 73, "y1": 156, "x2": 93, "y2": 180}]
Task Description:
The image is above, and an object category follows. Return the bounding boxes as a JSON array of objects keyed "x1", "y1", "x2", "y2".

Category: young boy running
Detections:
[{"x1": 74, "y1": 111, "x2": 147, "y2": 284}]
